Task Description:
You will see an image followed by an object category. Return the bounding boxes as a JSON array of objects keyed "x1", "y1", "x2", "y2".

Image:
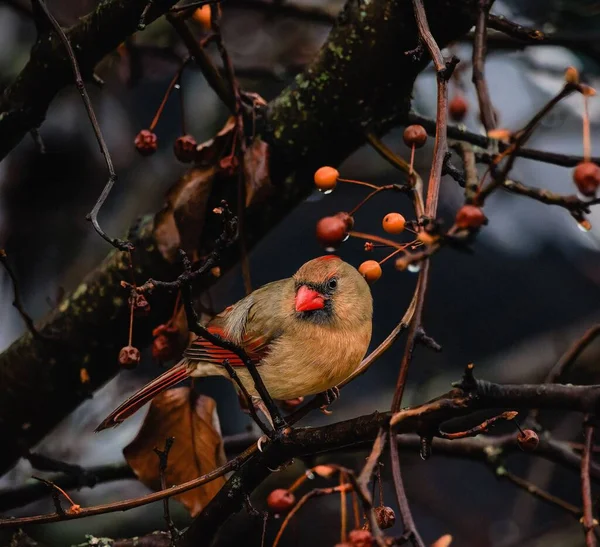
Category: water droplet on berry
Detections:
[
  {"x1": 342, "y1": 234, "x2": 350, "y2": 242},
  {"x1": 305, "y1": 470, "x2": 315, "y2": 480},
  {"x1": 408, "y1": 263, "x2": 421, "y2": 273},
  {"x1": 174, "y1": 83, "x2": 181, "y2": 90},
  {"x1": 577, "y1": 191, "x2": 595, "y2": 203},
  {"x1": 325, "y1": 246, "x2": 336, "y2": 253},
  {"x1": 322, "y1": 189, "x2": 334, "y2": 195}
]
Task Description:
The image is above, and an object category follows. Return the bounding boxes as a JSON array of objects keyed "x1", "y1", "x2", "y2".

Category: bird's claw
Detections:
[
  {"x1": 257, "y1": 426, "x2": 291, "y2": 452},
  {"x1": 257, "y1": 434, "x2": 269, "y2": 452},
  {"x1": 320, "y1": 387, "x2": 340, "y2": 414}
]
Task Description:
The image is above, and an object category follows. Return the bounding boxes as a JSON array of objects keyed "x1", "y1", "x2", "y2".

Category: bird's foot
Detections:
[
  {"x1": 319, "y1": 387, "x2": 340, "y2": 414},
  {"x1": 257, "y1": 426, "x2": 292, "y2": 454}
]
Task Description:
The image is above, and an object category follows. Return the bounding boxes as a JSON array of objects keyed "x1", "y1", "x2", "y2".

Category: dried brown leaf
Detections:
[
  {"x1": 153, "y1": 166, "x2": 216, "y2": 263},
  {"x1": 123, "y1": 388, "x2": 226, "y2": 517},
  {"x1": 243, "y1": 137, "x2": 273, "y2": 207},
  {"x1": 195, "y1": 117, "x2": 236, "y2": 166}
]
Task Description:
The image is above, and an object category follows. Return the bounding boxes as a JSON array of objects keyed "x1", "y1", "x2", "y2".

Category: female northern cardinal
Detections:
[{"x1": 96, "y1": 256, "x2": 372, "y2": 431}]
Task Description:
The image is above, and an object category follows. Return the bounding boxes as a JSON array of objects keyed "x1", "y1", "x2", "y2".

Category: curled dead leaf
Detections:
[
  {"x1": 244, "y1": 137, "x2": 273, "y2": 207},
  {"x1": 123, "y1": 388, "x2": 226, "y2": 516},
  {"x1": 154, "y1": 167, "x2": 216, "y2": 262}
]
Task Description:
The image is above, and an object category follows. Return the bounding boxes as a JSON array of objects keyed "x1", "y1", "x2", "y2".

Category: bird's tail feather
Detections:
[{"x1": 95, "y1": 361, "x2": 190, "y2": 432}]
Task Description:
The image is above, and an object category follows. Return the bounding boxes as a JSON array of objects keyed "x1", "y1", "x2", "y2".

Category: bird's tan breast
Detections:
[{"x1": 244, "y1": 322, "x2": 372, "y2": 400}]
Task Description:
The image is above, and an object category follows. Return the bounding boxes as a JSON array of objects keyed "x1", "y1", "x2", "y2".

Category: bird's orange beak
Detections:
[{"x1": 295, "y1": 285, "x2": 325, "y2": 312}]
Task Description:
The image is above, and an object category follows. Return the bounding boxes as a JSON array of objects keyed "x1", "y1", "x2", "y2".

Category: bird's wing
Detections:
[{"x1": 183, "y1": 279, "x2": 289, "y2": 367}]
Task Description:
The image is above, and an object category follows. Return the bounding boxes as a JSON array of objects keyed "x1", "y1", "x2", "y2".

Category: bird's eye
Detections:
[{"x1": 327, "y1": 278, "x2": 338, "y2": 290}]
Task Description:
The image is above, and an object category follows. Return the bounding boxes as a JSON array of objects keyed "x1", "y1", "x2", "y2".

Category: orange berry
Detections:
[
  {"x1": 449, "y1": 95, "x2": 468, "y2": 122},
  {"x1": 314, "y1": 166, "x2": 339, "y2": 191},
  {"x1": 316, "y1": 216, "x2": 348, "y2": 248},
  {"x1": 417, "y1": 231, "x2": 436, "y2": 245},
  {"x1": 266, "y1": 489, "x2": 295, "y2": 512},
  {"x1": 358, "y1": 260, "x2": 382, "y2": 283},
  {"x1": 403, "y1": 125, "x2": 427, "y2": 148},
  {"x1": 455, "y1": 205, "x2": 487, "y2": 229},
  {"x1": 517, "y1": 429, "x2": 539, "y2": 452},
  {"x1": 382, "y1": 212, "x2": 406, "y2": 234},
  {"x1": 573, "y1": 162, "x2": 600, "y2": 197},
  {"x1": 193, "y1": 5, "x2": 212, "y2": 29}
]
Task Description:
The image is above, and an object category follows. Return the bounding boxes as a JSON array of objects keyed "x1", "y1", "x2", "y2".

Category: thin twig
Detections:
[
  {"x1": 153, "y1": 438, "x2": 179, "y2": 545},
  {"x1": 408, "y1": 112, "x2": 600, "y2": 169},
  {"x1": 472, "y1": 0, "x2": 496, "y2": 133},
  {"x1": 582, "y1": 416, "x2": 597, "y2": 547},
  {"x1": 0, "y1": 250, "x2": 45, "y2": 340},
  {"x1": 439, "y1": 411, "x2": 518, "y2": 440},
  {"x1": 31, "y1": 0, "x2": 131, "y2": 251},
  {"x1": 487, "y1": 14, "x2": 545, "y2": 42},
  {"x1": 496, "y1": 467, "x2": 581, "y2": 517}
]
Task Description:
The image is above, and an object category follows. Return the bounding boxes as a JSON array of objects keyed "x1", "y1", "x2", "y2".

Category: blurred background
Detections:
[{"x1": 1, "y1": 0, "x2": 600, "y2": 545}]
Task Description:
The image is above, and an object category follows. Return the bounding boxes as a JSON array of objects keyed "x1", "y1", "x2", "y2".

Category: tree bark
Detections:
[{"x1": 0, "y1": 0, "x2": 477, "y2": 475}]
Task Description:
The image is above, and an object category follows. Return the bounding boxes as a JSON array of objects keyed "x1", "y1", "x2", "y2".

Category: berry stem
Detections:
[
  {"x1": 409, "y1": 144, "x2": 416, "y2": 175},
  {"x1": 379, "y1": 246, "x2": 407, "y2": 265},
  {"x1": 349, "y1": 230, "x2": 405, "y2": 250},
  {"x1": 178, "y1": 69, "x2": 187, "y2": 136},
  {"x1": 349, "y1": 187, "x2": 385, "y2": 215},
  {"x1": 128, "y1": 295, "x2": 134, "y2": 347},
  {"x1": 351, "y1": 489, "x2": 361, "y2": 529},
  {"x1": 149, "y1": 59, "x2": 190, "y2": 132},
  {"x1": 337, "y1": 177, "x2": 379, "y2": 190},
  {"x1": 583, "y1": 94, "x2": 591, "y2": 163},
  {"x1": 340, "y1": 471, "x2": 347, "y2": 543}
]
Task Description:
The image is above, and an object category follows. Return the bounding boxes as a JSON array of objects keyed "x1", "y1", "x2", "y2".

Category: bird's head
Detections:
[{"x1": 292, "y1": 255, "x2": 373, "y2": 327}]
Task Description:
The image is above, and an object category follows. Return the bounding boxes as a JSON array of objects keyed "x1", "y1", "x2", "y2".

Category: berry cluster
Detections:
[{"x1": 266, "y1": 464, "x2": 395, "y2": 546}]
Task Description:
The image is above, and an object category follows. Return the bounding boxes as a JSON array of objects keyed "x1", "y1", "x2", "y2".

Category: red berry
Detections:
[
  {"x1": 517, "y1": 429, "x2": 539, "y2": 452},
  {"x1": 374, "y1": 506, "x2": 396, "y2": 529},
  {"x1": 358, "y1": 260, "x2": 382, "y2": 283},
  {"x1": 449, "y1": 95, "x2": 468, "y2": 122},
  {"x1": 314, "y1": 166, "x2": 339, "y2": 191},
  {"x1": 152, "y1": 335, "x2": 174, "y2": 362},
  {"x1": 266, "y1": 489, "x2": 295, "y2": 512},
  {"x1": 573, "y1": 162, "x2": 600, "y2": 197},
  {"x1": 403, "y1": 125, "x2": 427, "y2": 148},
  {"x1": 348, "y1": 529, "x2": 373, "y2": 547},
  {"x1": 382, "y1": 212, "x2": 406, "y2": 234},
  {"x1": 134, "y1": 129, "x2": 157, "y2": 156},
  {"x1": 118, "y1": 345, "x2": 141, "y2": 370},
  {"x1": 174, "y1": 134, "x2": 197, "y2": 163},
  {"x1": 316, "y1": 216, "x2": 348, "y2": 248},
  {"x1": 455, "y1": 205, "x2": 487, "y2": 229},
  {"x1": 152, "y1": 323, "x2": 179, "y2": 338},
  {"x1": 335, "y1": 211, "x2": 355, "y2": 231},
  {"x1": 131, "y1": 293, "x2": 151, "y2": 317}
]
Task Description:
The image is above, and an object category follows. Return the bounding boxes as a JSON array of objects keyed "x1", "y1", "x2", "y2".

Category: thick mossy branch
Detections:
[
  {"x1": 0, "y1": 218, "x2": 179, "y2": 474},
  {"x1": 0, "y1": 0, "x2": 477, "y2": 475},
  {"x1": 0, "y1": 0, "x2": 180, "y2": 159}
]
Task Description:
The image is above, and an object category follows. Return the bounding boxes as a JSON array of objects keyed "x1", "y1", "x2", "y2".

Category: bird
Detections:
[{"x1": 96, "y1": 255, "x2": 373, "y2": 431}]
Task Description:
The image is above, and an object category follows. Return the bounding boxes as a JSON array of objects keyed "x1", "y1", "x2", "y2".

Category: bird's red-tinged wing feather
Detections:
[{"x1": 183, "y1": 325, "x2": 270, "y2": 366}]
